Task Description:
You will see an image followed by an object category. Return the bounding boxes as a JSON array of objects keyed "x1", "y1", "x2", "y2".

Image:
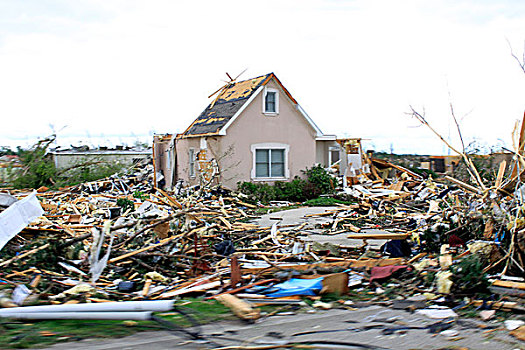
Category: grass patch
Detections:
[
  {"x1": 0, "y1": 299, "x2": 232, "y2": 349},
  {"x1": 303, "y1": 197, "x2": 355, "y2": 206},
  {"x1": 255, "y1": 205, "x2": 300, "y2": 215}
]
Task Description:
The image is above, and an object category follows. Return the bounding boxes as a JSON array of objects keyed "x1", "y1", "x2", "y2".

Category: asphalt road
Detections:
[{"x1": 40, "y1": 305, "x2": 524, "y2": 350}]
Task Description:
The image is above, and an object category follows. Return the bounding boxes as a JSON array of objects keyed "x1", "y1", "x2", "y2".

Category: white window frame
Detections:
[
  {"x1": 200, "y1": 137, "x2": 207, "y2": 149},
  {"x1": 251, "y1": 143, "x2": 289, "y2": 181},
  {"x1": 166, "y1": 149, "x2": 171, "y2": 170},
  {"x1": 328, "y1": 146, "x2": 340, "y2": 167},
  {"x1": 188, "y1": 148, "x2": 196, "y2": 178},
  {"x1": 262, "y1": 87, "x2": 279, "y2": 115}
]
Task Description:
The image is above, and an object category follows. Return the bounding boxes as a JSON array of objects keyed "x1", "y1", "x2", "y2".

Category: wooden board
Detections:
[
  {"x1": 241, "y1": 258, "x2": 404, "y2": 274},
  {"x1": 346, "y1": 233, "x2": 409, "y2": 240}
]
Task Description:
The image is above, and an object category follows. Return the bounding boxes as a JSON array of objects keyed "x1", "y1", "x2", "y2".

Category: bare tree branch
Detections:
[
  {"x1": 507, "y1": 38, "x2": 525, "y2": 74},
  {"x1": 409, "y1": 106, "x2": 486, "y2": 190}
]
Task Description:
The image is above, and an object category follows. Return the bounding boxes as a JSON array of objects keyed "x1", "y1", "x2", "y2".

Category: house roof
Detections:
[{"x1": 181, "y1": 73, "x2": 301, "y2": 138}]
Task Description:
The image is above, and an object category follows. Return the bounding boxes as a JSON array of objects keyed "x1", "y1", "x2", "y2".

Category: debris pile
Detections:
[{"x1": 0, "y1": 138, "x2": 524, "y2": 344}]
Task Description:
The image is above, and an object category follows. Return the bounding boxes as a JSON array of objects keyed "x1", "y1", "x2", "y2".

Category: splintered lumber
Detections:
[
  {"x1": 495, "y1": 161, "x2": 506, "y2": 188},
  {"x1": 241, "y1": 258, "x2": 404, "y2": 274},
  {"x1": 205, "y1": 279, "x2": 277, "y2": 300},
  {"x1": 343, "y1": 223, "x2": 361, "y2": 233},
  {"x1": 218, "y1": 216, "x2": 232, "y2": 230},
  {"x1": 159, "y1": 280, "x2": 223, "y2": 298},
  {"x1": 407, "y1": 252, "x2": 427, "y2": 264},
  {"x1": 492, "y1": 280, "x2": 525, "y2": 291},
  {"x1": 155, "y1": 187, "x2": 183, "y2": 209},
  {"x1": 214, "y1": 294, "x2": 260, "y2": 321},
  {"x1": 0, "y1": 243, "x2": 50, "y2": 267},
  {"x1": 371, "y1": 158, "x2": 422, "y2": 179},
  {"x1": 471, "y1": 300, "x2": 524, "y2": 312},
  {"x1": 235, "y1": 199, "x2": 257, "y2": 209},
  {"x1": 444, "y1": 175, "x2": 481, "y2": 194},
  {"x1": 346, "y1": 233, "x2": 409, "y2": 240},
  {"x1": 109, "y1": 234, "x2": 183, "y2": 263}
]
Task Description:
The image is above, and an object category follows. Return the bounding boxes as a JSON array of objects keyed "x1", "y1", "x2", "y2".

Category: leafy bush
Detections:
[
  {"x1": 10, "y1": 136, "x2": 125, "y2": 189},
  {"x1": 237, "y1": 165, "x2": 336, "y2": 204},
  {"x1": 274, "y1": 178, "x2": 308, "y2": 202},
  {"x1": 450, "y1": 255, "x2": 490, "y2": 296},
  {"x1": 117, "y1": 198, "x2": 135, "y2": 212},
  {"x1": 303, "y1": 164, "x2": 335, "y2": 195},
  {"x1": 13, "y1": 141, "x2": 57, "y2": 189}
]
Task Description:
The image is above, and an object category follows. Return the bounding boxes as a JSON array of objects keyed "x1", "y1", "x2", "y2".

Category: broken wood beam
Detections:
[
  {"x1": 214, "y1": 294, "x2": 260, "y2": 321},
  {"x1": 444, "y1": 175, "x2": 482, "y2": 194},
  {"x1": 346, "y1": 233, "x2": 409, "y2": 240}
]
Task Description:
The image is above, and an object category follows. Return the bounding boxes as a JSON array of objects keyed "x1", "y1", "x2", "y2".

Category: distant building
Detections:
[{"x1": 49, "y1": 146, "x2": 151, "y2": 170}]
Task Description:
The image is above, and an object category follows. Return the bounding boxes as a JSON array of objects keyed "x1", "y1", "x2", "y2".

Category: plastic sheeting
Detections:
[
  {"x1": 266, "y1": 278, "x2": 323, "y2": 297},
  {"x1": 0, "y1": 191, "x2": 43, "y2": 251}
]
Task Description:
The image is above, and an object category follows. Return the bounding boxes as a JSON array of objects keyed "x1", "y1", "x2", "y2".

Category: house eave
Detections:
[
  {"x1": 177, "y1": 132, "x2": 221, "y2": 139},
  {"x1": 316, "y1": 134, "x2": 337, "y2": 141},
  {"x1": 296, "y1": 104, "x2": 324, "y2": 136}
]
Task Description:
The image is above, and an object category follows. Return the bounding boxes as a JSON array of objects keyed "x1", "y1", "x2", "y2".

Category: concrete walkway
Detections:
[{"x1": 256, "y1": 206, "x2": 388, "y2": 249}]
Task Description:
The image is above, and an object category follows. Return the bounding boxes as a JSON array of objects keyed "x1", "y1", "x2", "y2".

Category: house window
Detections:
[
  {"x1": 328, "y1": 146, "x2": 340, "y2": 166},
  {"x1": 256, "y1": 149, "x2": 284, "y2": 177},
  {"x1": 263, "y1": 88, "x2": 279, "y2": 114},
  {"x1": 188, "y1": 148, "x2": 195, "y2": 178},
  {"x1": 251, "y1": 143, "x2": 289, "y2": 180},
  {"x1": 166, "y1": 150, "x2": 171, "y2": 170}
]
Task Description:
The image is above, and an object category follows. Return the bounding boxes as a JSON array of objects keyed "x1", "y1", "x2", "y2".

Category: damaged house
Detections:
[{"x1": 155, "y1": 73, "x2": 350, "y2": 190}]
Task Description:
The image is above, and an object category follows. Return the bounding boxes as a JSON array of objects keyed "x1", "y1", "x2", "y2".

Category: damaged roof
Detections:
[{"x1": 181, "y1": 73, "x2": 297, "y2": 137}]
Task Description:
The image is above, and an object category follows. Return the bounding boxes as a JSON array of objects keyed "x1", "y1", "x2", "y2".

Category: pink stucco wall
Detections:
[
  {"x1": 175, "y1": 79, "x2": 319, "y2": 190},
  {"x1": 175, "y1": 136, "x2": 200, "y2": 186}
]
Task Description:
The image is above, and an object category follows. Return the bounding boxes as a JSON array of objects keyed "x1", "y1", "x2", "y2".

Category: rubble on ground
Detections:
[{"x1": 0, "y1": 145, "x2": 524, "y2": 345}]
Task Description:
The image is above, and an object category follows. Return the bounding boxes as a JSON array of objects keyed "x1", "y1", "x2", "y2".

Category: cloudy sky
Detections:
[{"x1": 1, "y1": 0, "x2": 524, "y2": 154}]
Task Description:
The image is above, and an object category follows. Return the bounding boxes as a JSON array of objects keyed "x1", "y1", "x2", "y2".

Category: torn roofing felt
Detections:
[{"x1": 181, "y1": 73, "x2": 296, "y2": 138}]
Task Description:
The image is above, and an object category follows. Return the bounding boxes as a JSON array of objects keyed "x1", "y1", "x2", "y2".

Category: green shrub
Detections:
[
  {"x1": 10, "y1": 135, "x2": 126, "y2": 189},
  {"x1": 275, "y1": 178, "x2": 308, "y2": 202},
  {"x1": 450, "y1": 255, "x2": 490, "y2": 296},
  {"x1": 117, "y1": 198, "x2": 135, "y2": 212},
  {"x1": 13, "y1": 144, "x2": 57, "y2": 189},
  {"x1": 303, "y1": 164, "x2": 335, "y2": 194},
  {"x1": 237, "y1": 165, "x2": 336, "y2": 204}
]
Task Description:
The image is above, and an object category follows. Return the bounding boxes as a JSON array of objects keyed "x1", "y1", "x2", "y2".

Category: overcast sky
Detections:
[{"x1": 1, "y1": 0, "x2": 524, "y2": 154}]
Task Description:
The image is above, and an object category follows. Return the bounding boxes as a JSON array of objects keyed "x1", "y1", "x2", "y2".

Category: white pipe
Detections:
[
  {"x1": 0, "y1": 311, "x2": 153, "y2": 321},
  {"x1": 0, "y1": 300, "x2": 174, "y2": 315}
]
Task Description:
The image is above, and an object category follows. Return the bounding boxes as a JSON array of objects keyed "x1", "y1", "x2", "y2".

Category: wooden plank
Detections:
[
  {"x1": 492, "y1": 280, "x2": 525, "y2": 291},
  {"x1": 108, "y1": 233, "x2": 184, "y2": 263},
  {"x1": 343, "y1": 223, "x2": 361, "y2": 233},
  {"x1": 214, "y1": 294, "x2": 260, "y2": 321},
  {"x1": 346, "y1": 233, "x2": 409, "y2": 240},
  {"x1": 0, "y1": 243, "x2": 50, "y2": 267},
  {"x1": 218, "y1": 217, "x2": 232, "y2": 230},
  {"x1": 155, "y1": 187, "x2": 183, "y2": 209},
  {"x1": 241, "y1": 258, "x2": 404, "y2": 274},
  {"x1": 407, "y1": 252, "x2": 427, "y2": 264},
  {"x1": 235, "y1": 200, "x2": 257, "y2": 209},
  {"x1": 444, "y1": 175, "x2": 481, "y2": 194},
  {"x1": 495, "y1": 161, "x2": 506, "y2": 189}
]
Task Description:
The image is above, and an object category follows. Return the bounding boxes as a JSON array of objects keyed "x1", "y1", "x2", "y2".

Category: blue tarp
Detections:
[{"x1": 266, "y1": 277, "x2": 323, "y2": 297}]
